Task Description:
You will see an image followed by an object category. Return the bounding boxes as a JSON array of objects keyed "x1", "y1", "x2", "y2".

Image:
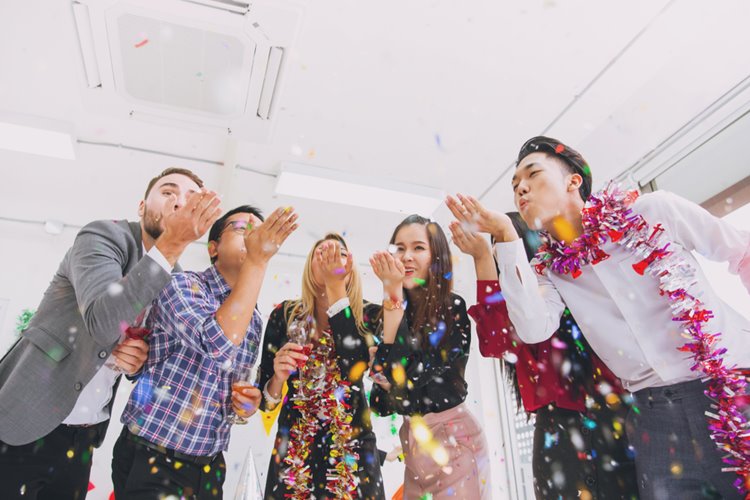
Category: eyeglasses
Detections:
[{"x1": 221, "y1": 220, "x2": 251, "y2": 236}]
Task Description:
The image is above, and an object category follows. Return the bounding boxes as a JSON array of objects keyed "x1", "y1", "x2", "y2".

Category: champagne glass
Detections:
[
  {"x1": 228, "y1": 363, "x2": 260, "y2": 425},
  {"x1": 287, "y1": 319, "x2": 313, "y2": 368}
]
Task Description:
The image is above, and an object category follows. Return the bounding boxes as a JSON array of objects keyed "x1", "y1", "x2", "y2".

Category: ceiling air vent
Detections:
[
  {"x1": 178, "y1": 0, "x2": 250, "y2": 15},
  {"x1": 71, "y1": 0, "x2": 303, "y2": 142}
]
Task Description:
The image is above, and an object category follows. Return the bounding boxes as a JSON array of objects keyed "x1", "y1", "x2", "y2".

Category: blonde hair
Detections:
[{"x1": 284, "y1": 233, "x2": 368, "y2": 336}]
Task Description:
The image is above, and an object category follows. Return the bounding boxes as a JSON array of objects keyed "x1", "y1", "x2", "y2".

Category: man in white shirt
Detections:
[
  {"x1": 0, "y1": 168, "x2": 221, "y2": 499},
  {"x1": 447, "y1": 136, "x2": 750, "y2": 499}
]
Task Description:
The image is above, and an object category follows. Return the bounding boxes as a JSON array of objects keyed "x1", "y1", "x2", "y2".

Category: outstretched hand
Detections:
[
  {"x1": 445, "y1": 193, "x2": 516, "y2": 242},
  {"x1": 243, "y1": 207, "x2": 298, "y2": 265},
  {"x1": 316, "y1": 240, "x2": 352, "y2": 288},
  {"x1": 449, "y1": 220, "x2": 492, "y2": 259},
  {"x1": 369, "y1": 250, "x2": 405, "y2": 297}
]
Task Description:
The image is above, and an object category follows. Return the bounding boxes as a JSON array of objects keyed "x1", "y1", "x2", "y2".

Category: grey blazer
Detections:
[{"x1": 0, "y1": 220, "x2": 174, "y2": 446}]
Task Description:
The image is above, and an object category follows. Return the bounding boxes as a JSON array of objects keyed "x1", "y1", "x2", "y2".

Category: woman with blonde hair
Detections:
[{"x1": 235, "y1": 233, "x2": 384, "y2": 499}]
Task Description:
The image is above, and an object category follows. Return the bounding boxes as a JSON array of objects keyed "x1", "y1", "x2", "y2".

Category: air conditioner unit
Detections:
[{"x1": 71, "y1": 0, "x2": 304, "y2": 142}]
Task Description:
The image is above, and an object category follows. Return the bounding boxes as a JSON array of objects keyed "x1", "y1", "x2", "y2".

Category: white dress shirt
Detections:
[
  {"x1": 62, "y1": 244, "x2": 172, "y2": 425},
  {"x1": 495, "y1": 190, "x2": 750, "y2": 392}
]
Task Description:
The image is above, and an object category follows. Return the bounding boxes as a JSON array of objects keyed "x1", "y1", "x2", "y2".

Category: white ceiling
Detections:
[{"x1": 2, "y1": 0, "x2": 750, "y2": 261}]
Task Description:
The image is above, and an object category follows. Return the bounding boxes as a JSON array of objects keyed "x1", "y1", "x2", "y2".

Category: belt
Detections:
[{"x1": 123, "y1": 429, "x2": 217, "y2": 465}]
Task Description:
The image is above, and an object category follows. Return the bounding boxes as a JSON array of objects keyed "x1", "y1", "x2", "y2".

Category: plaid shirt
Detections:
[{"x1": 122, "y1": 266, "x2": 262, "y2": 456}]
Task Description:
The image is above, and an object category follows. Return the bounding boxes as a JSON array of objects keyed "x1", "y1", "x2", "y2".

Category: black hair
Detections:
[
  {"x1": 208, "y1": 205, "x2": 264, "y2": 264},
  {"x1": 516, "y1": 136, "x2": 592, "y2": 201}
]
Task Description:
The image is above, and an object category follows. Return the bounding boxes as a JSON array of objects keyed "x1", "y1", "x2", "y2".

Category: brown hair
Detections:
[
  {"x1": 144, "y1": 167, "x2": 204, "y2": 199},
  {"x1": 388, "y1": 215, "x2": 454, "y2": 348}
]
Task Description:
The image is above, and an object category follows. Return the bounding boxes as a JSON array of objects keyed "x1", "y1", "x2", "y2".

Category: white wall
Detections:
[{"x1": 0, "y1": 219, "x2": 508, "y2": 499}]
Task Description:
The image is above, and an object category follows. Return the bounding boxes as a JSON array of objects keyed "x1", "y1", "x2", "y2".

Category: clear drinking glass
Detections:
[
  {"x1": 228, "y1": 363, "x2": 260, "y2": 425},
  {"x1": 287, "y1": 319, "x2": 313, "y2": 368}
]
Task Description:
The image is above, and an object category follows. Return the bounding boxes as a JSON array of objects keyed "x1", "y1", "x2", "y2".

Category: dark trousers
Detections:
[
  {"x1": 112, "y1": 427, "x2": 225, "y2": 500},
  {"x1": 533, "y1": 403, "x2": 638, "y2": 499},
  {"x1": 0, "y1": 421, "x2": 107, "y2": 500},
  {"x1": 627, "y1": 378, "x2": 747, "y2": 500}
]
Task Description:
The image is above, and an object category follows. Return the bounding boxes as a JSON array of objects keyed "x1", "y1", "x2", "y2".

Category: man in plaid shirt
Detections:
[{"x1": 112, "y1": 204, "x2": 298, "y2": 499}]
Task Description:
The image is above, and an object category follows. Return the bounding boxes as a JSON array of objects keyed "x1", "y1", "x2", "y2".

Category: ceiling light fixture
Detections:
[
  {"x1": 275, "y1": 162, "x2": 445, "y2": 215},
  {"x1": 0, "y1": 121, "x2": 76, "y2": 160}
]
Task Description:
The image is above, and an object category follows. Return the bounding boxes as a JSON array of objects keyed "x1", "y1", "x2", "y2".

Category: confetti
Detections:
[
  {"x1": 348, "y1": 361, "x2": 367, "y2": 381},
  {"x1": 502, "y1": 352, "x2": 518, "y2": 364},
  {"x1": 391, "y1": 364, "x2": 406, "y2": 386},
  {"x1": 134, "y1": 38, "x2": 149, "y2": 49},
  {"x1": 551, "y1": 215, "x2": 579, "y2": 243},
  {"x1": 550, "y1": 337, "x2": 567, "y2": 349},
  {"x1": 582, "y1": 417, "x2": 597, "y2": 430},
  {"x1": 429, "y1": 322, "x2": 447, "y2": 346},
  {"x1": 485, "y1": 291, "x2": 504, "y2": 304},
  {"x1": 543, "y1": 432, "x2": 559, "y2": 448},
  {"x1": 670, "y1": 462, "x2": 683, "y2": 476},
  {"x1": 412, "y1": 278, "x2": 426, "y2": 286},
  {"x1": 571, "y1": 324, "x2": 581, "y2": 340}
]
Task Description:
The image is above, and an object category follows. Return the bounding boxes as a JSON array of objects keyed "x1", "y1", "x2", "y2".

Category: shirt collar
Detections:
[{"x1": 203, "y1": 265, "x2": 232, "y2": 300}]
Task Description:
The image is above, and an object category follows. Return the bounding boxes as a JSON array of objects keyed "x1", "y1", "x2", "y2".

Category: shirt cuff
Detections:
[
  {"x1": 477, "y1": 280, "x2": 501, "y2": 304},
  {"x1": 327, "y1": 297, "x2": 350, "y2": 318},
  {"x1": 147, "y1": 246, "x2": 173, "y2": 273},
  {"x1": 494, "y1": 239, "x2": 526, "y2": 265}
]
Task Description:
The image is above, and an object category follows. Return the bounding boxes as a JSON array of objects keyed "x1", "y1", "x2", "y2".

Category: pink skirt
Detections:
[{"x1": 399, "y1": 403, "x2": 491, "y2": 499}]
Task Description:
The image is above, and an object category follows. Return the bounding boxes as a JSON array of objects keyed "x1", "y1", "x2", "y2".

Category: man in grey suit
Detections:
[{"x1": 0, "y1": 167, "x2": 222, "y2": 499}]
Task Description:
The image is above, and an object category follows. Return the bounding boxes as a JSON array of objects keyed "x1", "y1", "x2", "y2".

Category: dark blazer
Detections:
[
  {"x1": 258, "y1": 301, "x2": 385, "y2": 500},
  {"x1": 0, "y1": 220, "x2": 173, "y2": 446}
]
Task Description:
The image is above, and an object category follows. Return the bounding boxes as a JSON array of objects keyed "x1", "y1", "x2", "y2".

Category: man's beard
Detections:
[{"x1": 143, "y1": 207, "x2": 164, "y2": 240}]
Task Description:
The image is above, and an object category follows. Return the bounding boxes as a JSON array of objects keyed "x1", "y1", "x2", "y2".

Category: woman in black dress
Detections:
[{"x1": 255, "y1": 233, "x2": 384, "y2": 500}]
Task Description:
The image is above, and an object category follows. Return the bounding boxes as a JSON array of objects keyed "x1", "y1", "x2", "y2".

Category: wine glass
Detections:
[
  {"x1": 228, "y1": 363, "x2": 260, "y2": 425},
  {"x1": 105, "y1": 326, "x2": 151, "y2": 373},
  {"x1": 287, "y1": 319, "x2": 313, "y2": 368}
]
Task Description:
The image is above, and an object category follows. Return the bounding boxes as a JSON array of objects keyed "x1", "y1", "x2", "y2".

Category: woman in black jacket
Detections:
[
  {"x1": 369, "y1": 215, "x2": 490, "y2": 499},
  {"x1": 252, "y1": 233, "x2": 384, "y2": 500}
]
